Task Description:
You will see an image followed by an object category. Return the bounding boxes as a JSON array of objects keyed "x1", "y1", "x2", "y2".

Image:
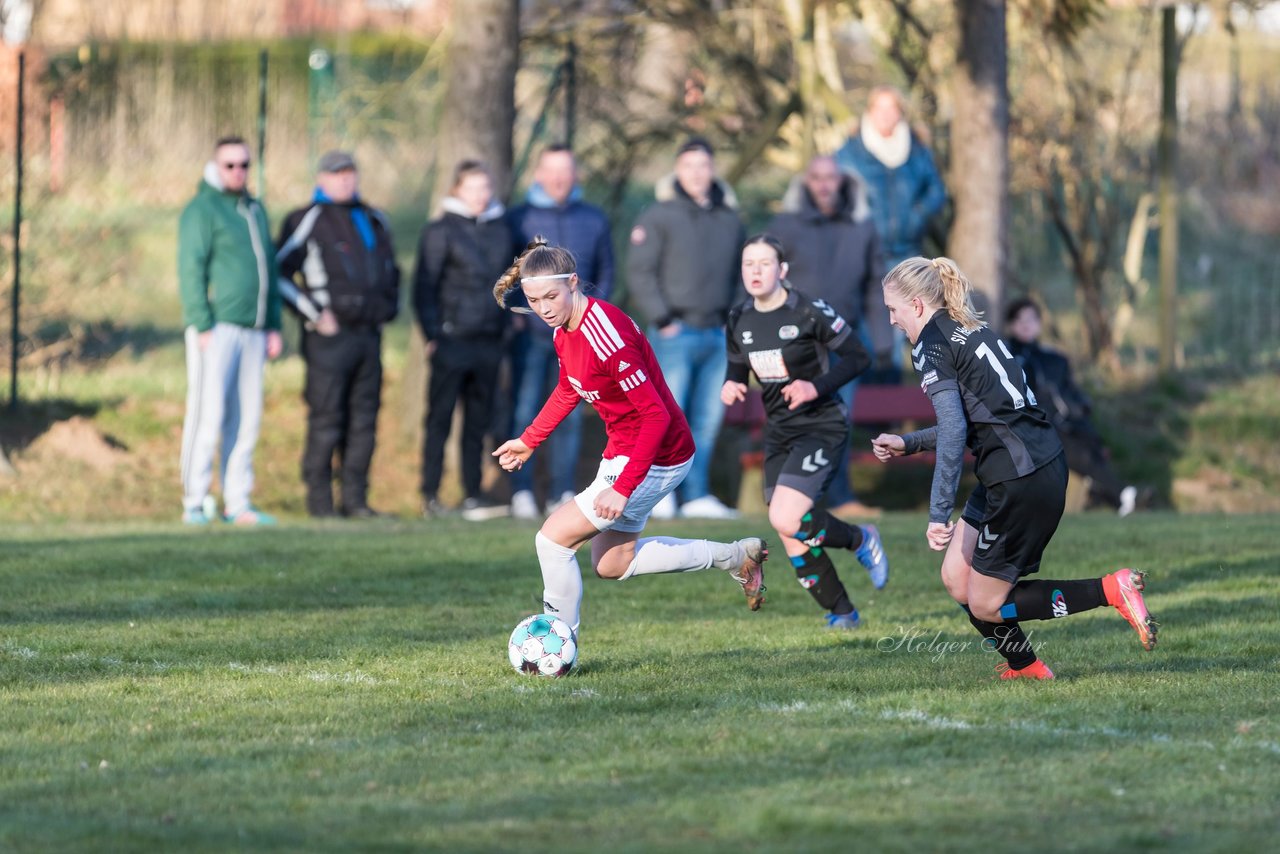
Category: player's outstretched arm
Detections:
[
  {"x1": 871, "y1": 433, "x2": 906, "y2": 461},
  {"x1": 493, "y1": 439, "x2": 533, "y2": 472}
]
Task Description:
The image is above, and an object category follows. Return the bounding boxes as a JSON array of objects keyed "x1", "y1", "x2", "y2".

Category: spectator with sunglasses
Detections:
[{"x1": 177, "y1": 135, "x2": 283, "y2": 525}]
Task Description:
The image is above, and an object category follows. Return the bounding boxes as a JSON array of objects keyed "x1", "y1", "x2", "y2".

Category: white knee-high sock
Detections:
[
  {"x1": 535, "y1": 532, "x2": 583, "y2": 634},
  {"x1": 621, "y1": 537, "x2": 741, "y2": 580}
]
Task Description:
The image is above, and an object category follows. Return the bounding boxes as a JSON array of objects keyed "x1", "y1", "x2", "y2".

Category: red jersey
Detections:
[{"x1": 520, "y1": 298, "x2": 695, "y2": 497}]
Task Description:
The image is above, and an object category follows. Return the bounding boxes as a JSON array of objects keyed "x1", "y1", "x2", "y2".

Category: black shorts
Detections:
[
  {"x1": 762, "y1": 426, "x2": 848, "y2": 505},
  {"x1": 961, "y1": 452, "x2": 1067, "y2": 584}
]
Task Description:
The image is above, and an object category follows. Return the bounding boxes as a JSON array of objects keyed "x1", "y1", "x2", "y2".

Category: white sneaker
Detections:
[
  {"x1": 679, "y1": 495, "x2": 740, "y2": 520},
  {"x1": 511, "y1": 490, "x2": 540, "y2": 520},
  {"x1": 1118, "y1": 485, "x2": 1138, "y2": 518},
  {"x1": 546, "y1": 491, "x2": 577, "y2": 515},
  {"x1": 651, "y1": 493, "x2": 678, "y2": 520}
]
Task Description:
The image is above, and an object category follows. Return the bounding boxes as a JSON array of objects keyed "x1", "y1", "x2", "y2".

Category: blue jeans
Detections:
[
  {"x1": 648, "y1": 324, "x2": 727, "y2": 503},
  {"x1": 825, "y1": 326, "x2": 879, "y2": 506},
  {"x1": 511, "y1": 330, "x2": 582, "y2": 498},
  {"x1": 823, "y1": 375, "x2": 860, "y2": 506}
]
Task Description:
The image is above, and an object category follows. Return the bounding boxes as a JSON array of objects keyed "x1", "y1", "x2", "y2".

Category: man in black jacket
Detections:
[
  {"x1": 413, "y1": 160, "x2": 515, "y2": 521},
  {"x1": 768, "y1": 155, "x2": 888, "y2": 518},
  {"x1": 278, "y1": 151, "x2": 401, "y2": 518},
  {"x1": 627, "y1": 137, "x2": 745, "y2": 519},
  {"x1": 1006, "y1": 298, "x2": 1145, "y2": 517}
]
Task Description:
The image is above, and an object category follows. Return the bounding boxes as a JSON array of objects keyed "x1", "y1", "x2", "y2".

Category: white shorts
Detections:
[{"x1": 575, "y1": 455, "x2": 693, "y2": 533}]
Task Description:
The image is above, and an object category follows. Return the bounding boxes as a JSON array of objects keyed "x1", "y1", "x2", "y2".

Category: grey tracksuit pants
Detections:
[{"x1": 180, "y1": 323, "x2": 266, "y2": 517}]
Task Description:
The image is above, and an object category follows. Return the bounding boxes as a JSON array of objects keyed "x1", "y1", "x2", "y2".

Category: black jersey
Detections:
[
  {"x1": 916, "y1": 313, "x2": 1062, "y2": 485},
  {"x1": 726, "y1": 288, "x2": 868, "y2": 433}
]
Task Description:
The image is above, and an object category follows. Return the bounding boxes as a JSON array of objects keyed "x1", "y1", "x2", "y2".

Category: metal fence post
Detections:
[
  {"x1": 257, "y1": 48, "x2": 268, "y2": 201},
  {"x1": 308, "y1": 48, "x2": 334, "y2": 172},
  {"x1": 10, "y1": 51, "x2": 24, "y2": 411}
]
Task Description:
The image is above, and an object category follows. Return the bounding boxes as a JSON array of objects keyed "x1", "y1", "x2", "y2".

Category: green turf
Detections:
[{"x1": 1, "y1": 513, "x2": 1277, "y2": 852}]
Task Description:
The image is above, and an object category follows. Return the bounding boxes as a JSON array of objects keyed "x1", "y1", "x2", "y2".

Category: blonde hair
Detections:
[
  {"x1": 883, "y1": 256, "x2": 985, "y2": 331},
  {"x1": 492, "y1": 236, "x2": 578, "y2": 309}
]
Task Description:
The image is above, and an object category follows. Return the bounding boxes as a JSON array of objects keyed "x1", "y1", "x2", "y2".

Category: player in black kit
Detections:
[
  {"x1": 872, "y1": 257, "x2": 1157, "y2": 679},
  {"x1": 722, "y1": 235, "x2": 889, "y2": 628}
]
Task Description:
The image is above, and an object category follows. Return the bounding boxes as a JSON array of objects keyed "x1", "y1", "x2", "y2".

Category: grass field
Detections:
[{"x1": 2, "y1": 512, "x2": 1277, "y2": 852}]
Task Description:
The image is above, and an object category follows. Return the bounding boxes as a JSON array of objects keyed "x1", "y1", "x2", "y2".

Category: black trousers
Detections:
[
  {"x1": 1058, "y1": 420, "x2": 1126, "y2": 509},
  {"x1": 302, "y1": 328, "x2": 384, "y2": 514},
  {"x1": 421, "y1": 336, "x2": 503, "y2": 500}
]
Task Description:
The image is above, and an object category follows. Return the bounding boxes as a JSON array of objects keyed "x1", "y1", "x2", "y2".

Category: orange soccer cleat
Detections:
[
  {"x1": 1102, "y1": 568, "x2": 1158, "y2": 651},
  {"x1": 995, "y1": 660, "x2": 1056, "y2": 680}
]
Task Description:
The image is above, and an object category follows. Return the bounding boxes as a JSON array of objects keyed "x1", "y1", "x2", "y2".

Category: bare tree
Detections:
[
  {"x1": 947, "y1": 0, "x2": 1009, "y2": 323},
  {"x1": 433, "y1": 0, "x2": 519, "y2": 200},
  {"x1": 401, "y1": 0, "x2": 519, "y2": 439}
]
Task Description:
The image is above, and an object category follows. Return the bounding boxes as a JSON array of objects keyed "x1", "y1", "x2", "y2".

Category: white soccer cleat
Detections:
[{"x1": 727, "y1": 537, "x2": 768, "y2": 611}]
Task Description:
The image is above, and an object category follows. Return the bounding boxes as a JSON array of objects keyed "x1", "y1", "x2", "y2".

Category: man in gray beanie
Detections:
[{"x1": 277, "y1": 150, "x2": 401, "y2": 517}]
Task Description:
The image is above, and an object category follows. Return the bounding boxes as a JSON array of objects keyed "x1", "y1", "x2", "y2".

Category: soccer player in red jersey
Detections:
[{"x1": 492, "y1": 238, "x2": 769, "y2": 638}]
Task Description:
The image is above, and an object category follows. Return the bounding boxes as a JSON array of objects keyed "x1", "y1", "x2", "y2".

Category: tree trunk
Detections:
[
  {"x1": 947, "y1": 0, "x2": 1008, "y2": 328},
  {"x1": 400, "y1": 0, "x2": 520, "y2": 476},
  {"x1": 434, "y1": 0, "x2": 519, "y2": 200}
]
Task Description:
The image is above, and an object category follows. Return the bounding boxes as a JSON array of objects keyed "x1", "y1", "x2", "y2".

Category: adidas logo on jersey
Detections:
[
  {"x1": 619, "y1": 370, "x2": 648, "y2": 392},
  {"x1": 617, "y1": 361, "x2": 631, "y2": 372}
]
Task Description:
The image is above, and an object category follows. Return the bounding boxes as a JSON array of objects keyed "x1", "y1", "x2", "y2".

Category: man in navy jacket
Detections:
[{"x1": 507, "y1": 145, "x2": 614, "y2": 518}]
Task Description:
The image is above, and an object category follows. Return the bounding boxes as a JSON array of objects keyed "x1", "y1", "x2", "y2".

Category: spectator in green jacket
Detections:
[{"x1": 177, "y1": 135, "x2": 283, "y2": 525}]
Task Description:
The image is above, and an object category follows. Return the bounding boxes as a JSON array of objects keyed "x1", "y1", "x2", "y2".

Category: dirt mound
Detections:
[{"x1": 24, "y1": 416, "x2": 129, "y2": 472}]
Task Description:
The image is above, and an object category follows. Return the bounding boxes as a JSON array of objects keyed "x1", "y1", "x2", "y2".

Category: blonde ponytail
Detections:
[
  {"x1": 883, "y1": 256, "x2": 985, "y2": 331},
  {"x1": 932, "y1": 258, "x2": 983, "y2": 329}
]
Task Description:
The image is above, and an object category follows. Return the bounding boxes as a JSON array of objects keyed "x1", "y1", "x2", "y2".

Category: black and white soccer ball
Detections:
[{"x1": 508, "y1": 614, "x2": 577, "y2": 677}]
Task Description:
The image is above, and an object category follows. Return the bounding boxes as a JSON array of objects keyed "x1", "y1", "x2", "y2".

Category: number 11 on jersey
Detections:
[{"x1": 975, "y1": 340, "x2": 1032, "y2": 409}]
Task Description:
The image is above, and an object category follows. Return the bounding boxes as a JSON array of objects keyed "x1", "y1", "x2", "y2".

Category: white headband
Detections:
[{"x1": 520, "y1": 273, "x2": 574, "y2": 284}]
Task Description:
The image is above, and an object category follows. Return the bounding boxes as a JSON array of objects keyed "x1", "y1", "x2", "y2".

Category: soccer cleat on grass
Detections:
[
  {"x1": 1103, "y1": 568, "x2": 1158, "y2": 651},
  {"x1": 995, "y1": 659, "x2": 1055, "y2": 680},
  {"x1": 182, "y1": 509, "x2": 211, "y2": 525},
  {"x1": 727, "y1": 537, "x2": 768, "y2": 611},
  {"x1": 854, "y1": 524, "x2": 890, "y2": 589},
  {"x1": 225, "y1": 507, "x2": 277, "y2": 526},
  {"x1": 459, "y1": 496, "x2": 510, "y2": 522},
  {"x1": 825, "y1": 609, "x2": 861, "y2": 630}
]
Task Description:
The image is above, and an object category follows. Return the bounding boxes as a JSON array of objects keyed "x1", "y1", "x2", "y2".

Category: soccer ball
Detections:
[{"x1": 508, "y1": 614, "x2": 577, "y2": 677}]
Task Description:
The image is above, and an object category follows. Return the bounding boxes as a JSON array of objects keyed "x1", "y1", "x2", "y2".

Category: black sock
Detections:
[
  {"x1": 795, "y1": 510, "x2": 864, "y2": 551},
  {"x1": 999, "y1": 578, "x2": 1105, "y2": 621},
  {"x1": 791, "y1": 548, "x2": 854, "y2": 614},
  {"x1": 963, "y1": 605, "x2": 1037, "y2": 670}
]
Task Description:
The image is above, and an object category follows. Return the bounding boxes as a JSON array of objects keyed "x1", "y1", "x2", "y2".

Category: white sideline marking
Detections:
[
  {"x1": 879, "y1": 708, "x2": 1278, "y2": 755},
  {"x1": 753, "y1": 699, "x2": 1280, "y2": 756},
  {"x1": 228, "y1": 661, "x2": 396, "y2": 686}
]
